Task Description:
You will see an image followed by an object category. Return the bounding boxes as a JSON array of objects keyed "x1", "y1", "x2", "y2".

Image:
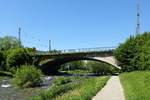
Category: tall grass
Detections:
[
  {"x1": 54, "y1": 76, "x2": 110, "y2": 100},
  {"x1": 30, "y1": 76, "x2": 84, "y2": 100},
  {"x1": 31, "y1": 76, "x2": 109, "y2": 100},
  {"x1": 120, "y1": 71, "x2": 150, "y2": 100}
]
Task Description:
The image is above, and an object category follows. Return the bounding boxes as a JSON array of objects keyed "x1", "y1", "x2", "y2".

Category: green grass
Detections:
[
  {"x1": 120, "y1": 71, "x2": 150, "y2": 100},
  {"x1": 54, "y1": 76, "x2": 110, "y2": 100},
  {"x1": 31, "y1": 76, "x2": 110, "y2": 100},
  {"x1": 30, "y1": 76, "x2": 86, "y2": 100},
  {"x1": 61, "y1": 70, "x2": 91, "y2": 75}
]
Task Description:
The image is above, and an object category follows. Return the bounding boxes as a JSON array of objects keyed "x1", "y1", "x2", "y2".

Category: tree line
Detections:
[{"x1": 114, "y1": 32, "x2": 150, "y2": 72}]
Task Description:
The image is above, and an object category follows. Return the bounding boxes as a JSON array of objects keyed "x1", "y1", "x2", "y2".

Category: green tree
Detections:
[
  {"x1": 0, "y1": 36, "x2": 21, "y2": 51},
  {"x1": 0, "y1": 51, "x2": 5, "y2": 70},
  {"x1": 114, "y1": 32, "x2": 150, "y2": 71},
  {"x1": 6, "y1": 48, "x2": 33, "y2": 72}
]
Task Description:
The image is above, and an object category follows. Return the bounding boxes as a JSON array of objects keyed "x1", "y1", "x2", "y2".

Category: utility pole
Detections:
[
  {"x1": 18, "y1": 27, "x2": 21, "y2": 47},
  {"x1": 49, "y1": 40, "x2": 51, "y2": 52},
  {"x1": 136, "y1": 0, "x2": 140, "y2": 34}
]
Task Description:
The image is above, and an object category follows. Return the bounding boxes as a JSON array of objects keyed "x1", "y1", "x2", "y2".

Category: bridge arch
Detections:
[{"x1": 39, "y1": 56, "x2": 120, "y2": 75}]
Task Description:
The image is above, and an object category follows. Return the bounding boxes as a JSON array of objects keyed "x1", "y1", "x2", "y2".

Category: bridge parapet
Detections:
[
  {"x1": 36, "y1": 47, "x2": 116, "y2": 55},
  {"x1": 60, "y1": 47, "x2": 116, "y2": 53}
]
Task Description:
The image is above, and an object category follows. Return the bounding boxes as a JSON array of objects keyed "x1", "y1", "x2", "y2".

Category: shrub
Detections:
[
  {"x1": 114, "y1": 32, "x2": 150, "y2": 71},
  {"x1": 12, "y1": 65, "x2": 42, "y2": 88},
  {"x1": 6, "y1": 48, "x2": 33, "y2": 70}
]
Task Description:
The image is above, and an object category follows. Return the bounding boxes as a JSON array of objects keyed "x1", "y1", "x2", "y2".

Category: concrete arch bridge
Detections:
[{"x1": 35, "y1": 47, "x2": 119, "y2": 74}]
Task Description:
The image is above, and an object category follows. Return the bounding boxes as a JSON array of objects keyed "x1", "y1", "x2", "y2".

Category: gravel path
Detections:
[{"x1": 92, "y1": 76, "x2": 125, "y2": 100}]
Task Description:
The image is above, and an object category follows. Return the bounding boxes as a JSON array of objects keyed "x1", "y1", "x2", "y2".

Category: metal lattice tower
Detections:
[
  {"x1": 49, "y1": 40, "x2": 51, "y2": 52},
  {"x1": 136, "y1": 0, "x2": 140, "y2": 34},
  {"x1": 18, "y1": 27, "x2": 21, "y2": 47}
]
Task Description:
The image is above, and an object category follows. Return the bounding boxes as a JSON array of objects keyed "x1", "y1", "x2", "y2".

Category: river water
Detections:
[
  {"x1": 0, "y1": 73, "x2": 98, "y2": 99},
  {"x1": 0, "y1": 76, "x2": 52, "y2": 100}
]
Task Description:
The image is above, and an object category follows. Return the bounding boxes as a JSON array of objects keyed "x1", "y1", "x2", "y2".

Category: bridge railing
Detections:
[
  {"x1": 60, "y1": 46, "x2": 116, "y2": 53},
  {"x1": 36, "y1": 47, "x2": 116, "y2": 55}
]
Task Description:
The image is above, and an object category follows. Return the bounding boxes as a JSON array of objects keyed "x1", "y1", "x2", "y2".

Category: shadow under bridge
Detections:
[{"x1": 39, "y1": 56, "x2": 120, "y2": 75}]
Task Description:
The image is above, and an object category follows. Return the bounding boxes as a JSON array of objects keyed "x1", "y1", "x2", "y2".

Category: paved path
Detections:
[{"x1": 92, "y1": 76, "x2": 125, "y2": 100}]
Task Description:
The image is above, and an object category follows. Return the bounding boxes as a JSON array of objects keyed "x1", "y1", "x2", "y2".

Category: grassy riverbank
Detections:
[
  {"x1": 120, "y1": 71, "x2": 150, "y2": 100},
  {"x1": 60, "y1": 70, "x2": 91, "y2": 75},
  {"x1": 54, "y1": 76, "x2": 109, "y2": 100},
  {"x1": 31, "y1": 76, "x2": 110, "y2": 100}
]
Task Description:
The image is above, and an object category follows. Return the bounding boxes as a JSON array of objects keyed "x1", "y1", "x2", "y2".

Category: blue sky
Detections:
[{"x1": 0, "y1": 0, "x2": 150, "y2": 51}]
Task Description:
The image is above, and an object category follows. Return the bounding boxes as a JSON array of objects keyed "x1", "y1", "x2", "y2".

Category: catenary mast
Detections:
[{"x1": 136, "y1": 0, "x2": 140, "y2": 34}]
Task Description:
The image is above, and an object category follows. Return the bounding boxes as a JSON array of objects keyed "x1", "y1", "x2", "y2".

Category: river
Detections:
[{"x1": 0, "y1": 76, "x2": 52, "y2": 100}]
